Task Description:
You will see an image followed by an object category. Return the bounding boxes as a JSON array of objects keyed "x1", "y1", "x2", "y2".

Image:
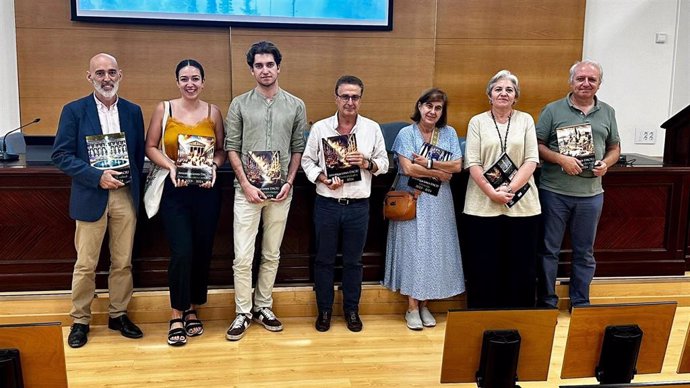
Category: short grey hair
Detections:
[
  {"x1": 569, "y1": 60, "x2": 604, "y2": 84},
  {"x1": 486, "y1": 70, "x2": 520, "y2": 99}
]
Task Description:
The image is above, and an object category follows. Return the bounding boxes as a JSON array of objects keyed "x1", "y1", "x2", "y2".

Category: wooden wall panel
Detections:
[
  {"x1": 15, "y1": 0, "x2": 232, "y2": 136},
  {"x1": 14, "y1": 0, "x2": 584, "y2": 136},
  {"x1": 434, "y1": 0, "x2": 586, "y2": 135},
  {"x1": 229, "y1": 0, "x2": 437, "y2": 124}
]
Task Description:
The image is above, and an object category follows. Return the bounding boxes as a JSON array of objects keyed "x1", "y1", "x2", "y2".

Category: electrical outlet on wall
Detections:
[{"x1": 634, "y1": 128, "x2": 657, "y2": 144}]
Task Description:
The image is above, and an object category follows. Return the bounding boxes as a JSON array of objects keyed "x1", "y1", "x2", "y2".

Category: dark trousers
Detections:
[
  {"x1": 313, "y1": 195, "x2": 369, "y2": 313},
  {"x1": 160, "y1": 179, "x2": 221, "y2": 311},
  {"x1": 461, "y1": 214, "x2": 540, "y2": 309}
]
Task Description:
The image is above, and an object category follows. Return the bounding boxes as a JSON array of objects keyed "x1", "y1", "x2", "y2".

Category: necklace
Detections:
[{"x1": 490, "y1": 110, "x2": 512, "y2": 153}]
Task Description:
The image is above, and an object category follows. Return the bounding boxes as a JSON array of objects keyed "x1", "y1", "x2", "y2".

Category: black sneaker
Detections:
[
  {"x1": 225, "y1": 314, "x2": 251, "y2": 341},
  {"x1": 345, "y1": 311, "x2": 363, "y2": 332},
  {"x1": 253, "y1": 307, "x2": 283, "y2": 332},
  {"x1": 315, "y1": 311, "x2": 331, "y2": 332}
]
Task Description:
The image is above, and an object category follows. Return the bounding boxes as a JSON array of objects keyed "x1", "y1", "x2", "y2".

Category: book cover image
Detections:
[
  {"x1": 556, "y1": 123, "x2": 596, "y2": 176},
  {"x1": 322, "y1": 133, "x2": 361, "y2": 183},
  {"x1": 245, "y1": 151, "x2": 282, "y2": 198},
  {"x1": 483, "y1": 153, "x2": 530, "y2": 208},
  {"x1": 85, "y1": 133, "x2": 131, "y2": 185},
  {"x1": 176, "y1": 134, "x2": 215, "y2": 185},
  {"x1": 407, "y1": 142, "x2": 452, "y2": 196}
]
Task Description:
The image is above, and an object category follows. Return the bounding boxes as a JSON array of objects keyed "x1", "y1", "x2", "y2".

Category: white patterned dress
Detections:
[{"x1": 383, "y1": 124, "x2": 465, "y2": 300}]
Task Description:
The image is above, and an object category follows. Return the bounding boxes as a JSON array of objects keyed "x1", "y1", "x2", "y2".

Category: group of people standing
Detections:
[{"x1": 51, "y1": 40, "x2": 619, "y2": 348}]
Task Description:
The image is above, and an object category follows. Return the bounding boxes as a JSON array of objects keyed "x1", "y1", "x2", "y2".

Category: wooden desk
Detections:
[{"x1": 1, "y1": 157, "x2": 688, "y2": 292}]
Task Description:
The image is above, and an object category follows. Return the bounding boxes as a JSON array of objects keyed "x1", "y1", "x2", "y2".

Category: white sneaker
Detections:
[
  {"x1": 419, "y1": 307, "x2": 436, "y2": 327},
  {"x1": 405, "y1": 310, "x2": 423, "y2": 331}
]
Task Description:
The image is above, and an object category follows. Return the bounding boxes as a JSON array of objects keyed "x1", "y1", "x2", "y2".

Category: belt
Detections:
[{"x1": 320, "y1": 196, "x2": 368, "y2": 205}]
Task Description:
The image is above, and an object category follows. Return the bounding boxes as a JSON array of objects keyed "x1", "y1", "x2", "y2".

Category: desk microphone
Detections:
[{"x1": 0, "y1": 118, "x2": 40, "y2": 162}]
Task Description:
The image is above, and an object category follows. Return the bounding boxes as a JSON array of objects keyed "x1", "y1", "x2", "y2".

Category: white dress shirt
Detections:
[
  {"x1": 93, "y1": 94, "x2": 121, "y2": 135},
  {"x1": 301, "y1": 113, "x2": 389, "y2": 199}
]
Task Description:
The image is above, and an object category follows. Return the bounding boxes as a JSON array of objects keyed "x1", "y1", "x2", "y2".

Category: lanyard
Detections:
[{"x1": 490, "y1": 111, "x2": 511, "y2": 154}]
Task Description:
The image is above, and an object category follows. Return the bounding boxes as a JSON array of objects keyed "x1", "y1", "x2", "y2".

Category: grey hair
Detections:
[
  {"x1": 486, "y1": 70, "x2": 520, "y2": 99},
  {"x1": 569, "y1": 60, "x2": 604, "y2": 84}
]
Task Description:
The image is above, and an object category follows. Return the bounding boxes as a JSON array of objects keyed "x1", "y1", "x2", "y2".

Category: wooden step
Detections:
[{"x1": 2, "y1": 276, "x2": 690, "y2": 326}]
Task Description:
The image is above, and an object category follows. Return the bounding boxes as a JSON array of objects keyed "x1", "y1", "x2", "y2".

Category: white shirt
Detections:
[
  {"x1": 93, "y1": 94, "x2": 121, "y2": 135},
  {"x1": 301, "y1": 113, "x2": 389, "y2": 199}
]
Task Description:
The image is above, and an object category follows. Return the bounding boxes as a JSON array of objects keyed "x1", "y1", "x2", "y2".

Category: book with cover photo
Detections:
[
  {"x1": 176, "y1": 134, "x2": 215, "y2": 185},
  {"x1": 483, "y1": 153, "x2": 530, "y2": 208},
  {"x1": 245, "y1": 150, "x2": 282, "y2": 198},
  {"x1": 322, "y1": 133, "x2": 361, "y2": 183},
  {"x1": 85, "y1": 132, "x2": 131, "y2": 185},
  {"x1": 556, "y1": 123, "x2": 596, "y2": 177},
  {"x1": 407, "y1": 142, "x2": 452, "y2": 196}
]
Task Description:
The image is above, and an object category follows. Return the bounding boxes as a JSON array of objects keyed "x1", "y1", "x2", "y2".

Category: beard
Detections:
[{"x1": 93, "y1": 79, "x2": 119, "y2": 99}]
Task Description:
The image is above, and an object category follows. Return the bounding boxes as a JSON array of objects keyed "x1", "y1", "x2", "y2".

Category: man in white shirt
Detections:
[{"x1": 301, "y1": 75, "x2": 388, "y2": 332}]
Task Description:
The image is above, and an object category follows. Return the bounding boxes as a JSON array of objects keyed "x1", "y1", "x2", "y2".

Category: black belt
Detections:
[{"x1": 320, "y1": 196, "x2": 368, "y2": 205}]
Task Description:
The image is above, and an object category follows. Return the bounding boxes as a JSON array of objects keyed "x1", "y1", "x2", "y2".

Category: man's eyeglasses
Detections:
[{"x1": 337, "y1": 94, "x2": 361, "y2": 102}]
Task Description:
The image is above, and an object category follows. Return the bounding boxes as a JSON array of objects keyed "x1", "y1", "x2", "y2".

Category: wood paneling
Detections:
[
  {"x1": 14, "y1": 0, "x2": 584, "y2": 135},
  {"x1": 2, "y1": 163, "x2": 690, "y2": 292}
]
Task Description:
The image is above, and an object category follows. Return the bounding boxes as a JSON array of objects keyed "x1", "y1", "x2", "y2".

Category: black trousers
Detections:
[
  {"x1": 160, "y1": 178, "x2": 221, "y2": 311},
  {"x1": 460, "y1": 214, "x2": 540, "y2": 309}
]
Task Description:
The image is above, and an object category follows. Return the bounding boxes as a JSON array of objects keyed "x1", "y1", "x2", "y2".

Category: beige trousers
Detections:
[
  {"x1": 232, "y1": 187, "x2": 292, "y2": 315},
  {"x1": 70, "y1": 187, "x2": 137, "y2": 324}
]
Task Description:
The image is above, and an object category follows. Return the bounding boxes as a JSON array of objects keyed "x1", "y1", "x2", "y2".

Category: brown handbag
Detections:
[{"x1": 383, "y1": 190, "x2": 418, "y2": 220}]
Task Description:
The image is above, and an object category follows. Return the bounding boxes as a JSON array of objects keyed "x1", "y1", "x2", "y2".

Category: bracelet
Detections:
[
  {"x1": 212, "y1": 162, "x2": 219, "y2": 169},
  {"x1": 426, "y1": 159, "x2": 432, "y2": 169},
  {"x1": 285, "y1": 181, "x2": 293, "y2": 188}
]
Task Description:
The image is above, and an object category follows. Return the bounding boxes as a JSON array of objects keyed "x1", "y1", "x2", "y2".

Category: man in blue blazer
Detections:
[{"x1": 52, "y1": 53, "x2": 145, "y2": 348}]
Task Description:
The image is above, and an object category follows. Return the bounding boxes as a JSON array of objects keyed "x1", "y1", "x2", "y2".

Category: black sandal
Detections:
[
  {"x1": 167, "y1": 318, "x2": 187, "y2": 346},
  {"x1": 183, "y1": 309, "x2": 204, "y2": 337}
]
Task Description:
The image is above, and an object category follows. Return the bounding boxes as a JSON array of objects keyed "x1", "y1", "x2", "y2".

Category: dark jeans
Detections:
[
  {"x1": 537, "y1": 190, "x2": 603, "y2": 308},
  {"x1": 461, "y1": 214, "x2": 540, "y2": 309},
  {"x1": 313, "y1": 195, "x2": 369, "y2": 313},
  {"x1": 160, "y1": 178, "x2": 221, "y2": 311}
]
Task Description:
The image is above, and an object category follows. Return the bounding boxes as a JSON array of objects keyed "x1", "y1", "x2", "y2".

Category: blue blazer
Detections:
[{"x1": 52, "y1": 94, "x2": 145, "y2": 222}]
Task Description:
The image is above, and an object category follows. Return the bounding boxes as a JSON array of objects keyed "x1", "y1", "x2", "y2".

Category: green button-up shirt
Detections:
[{"x1": 224, "y1": 88, "x2": 307, "y2": 184}]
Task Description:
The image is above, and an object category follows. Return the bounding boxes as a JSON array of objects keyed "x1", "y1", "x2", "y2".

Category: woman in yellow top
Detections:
[{"x1": 145, "y1": 59, "x2": 226, "y2": 346}]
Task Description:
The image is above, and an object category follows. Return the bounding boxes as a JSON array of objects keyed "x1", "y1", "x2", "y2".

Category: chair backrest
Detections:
[
  {"x1": 380, "y1": 121, "x2": 409, "y2": 152},
  {"x1": 2, "y1": 132, "x2": 26, "y2": 154}
]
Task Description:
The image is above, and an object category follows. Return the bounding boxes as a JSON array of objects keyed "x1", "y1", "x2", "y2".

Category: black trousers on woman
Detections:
[
  {"x1": 460, "y1": 214, "x2": 540, "y2": 309},
  {"x1": 160, "y1": 178, "x2": 221, "y2": 311}
]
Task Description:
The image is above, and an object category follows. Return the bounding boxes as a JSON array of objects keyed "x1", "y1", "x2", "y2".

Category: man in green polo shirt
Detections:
[
  {"x1": 224, "y1": 41, "x2": 307, "y2": 340},
  {"x1": 535, "y1": 60, "x2": 621, "y2": 309}
]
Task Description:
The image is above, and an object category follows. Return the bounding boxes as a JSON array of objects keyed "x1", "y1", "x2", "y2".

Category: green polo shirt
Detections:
[
  {"x1": 535, "y1": 94, "x2": 620, "y2": 197},
  {"x1": 224, "y1": 87, "x2": 307, "y2": 184}
]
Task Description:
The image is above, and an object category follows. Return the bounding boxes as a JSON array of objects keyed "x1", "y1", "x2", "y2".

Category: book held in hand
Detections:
[
  {"x1": 85, "y1": 132, "x2": 131, "y2": 185},
  {"x1": 176, "y1": 134, "x2": 215, "y2": 185},
  {"x1": 245, "y1": 151, "x2": 282, "y2": 198},
  {"x1": 483, "y1": 153, "x2": 530, "y2": 208},
  {"x1": 407, "y1": 142, "x2": 452, "y2": 196},
  {"x1": 322, "y1": 133, "x2": 361, "y2": 183},
  {"x1": 555, "y1": 123, "x2": 596, "y2": 177}
]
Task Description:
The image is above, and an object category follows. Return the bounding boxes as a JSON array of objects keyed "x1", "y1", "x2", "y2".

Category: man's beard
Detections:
[{"x1": 93, "y1": 79, "x2": 119, "y2": 99}]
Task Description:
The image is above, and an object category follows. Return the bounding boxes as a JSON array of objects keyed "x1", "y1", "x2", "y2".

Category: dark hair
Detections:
[
  {"x1": 246, "y1": 41, "x2": 282, "y2": 67},
  {"x1": 175, "y1": 59, "x2": 205, "y2": 80},
  {"x1": 410, "y1": 88, "x2": 449, "y2": 128},
  {"x1": 334, "y1": 75, "x2": 364, "y2": 96}
]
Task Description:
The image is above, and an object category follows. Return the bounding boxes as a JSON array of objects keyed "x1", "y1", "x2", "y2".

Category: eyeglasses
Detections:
[{"x1": 337, "y1": 94, "x2": 361, "y2": 102}]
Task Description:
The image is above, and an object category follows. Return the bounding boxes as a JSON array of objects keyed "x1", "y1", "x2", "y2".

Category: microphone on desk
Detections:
[{"x1": 0, "y1": 118, "x2": 40, "y2": 162}]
